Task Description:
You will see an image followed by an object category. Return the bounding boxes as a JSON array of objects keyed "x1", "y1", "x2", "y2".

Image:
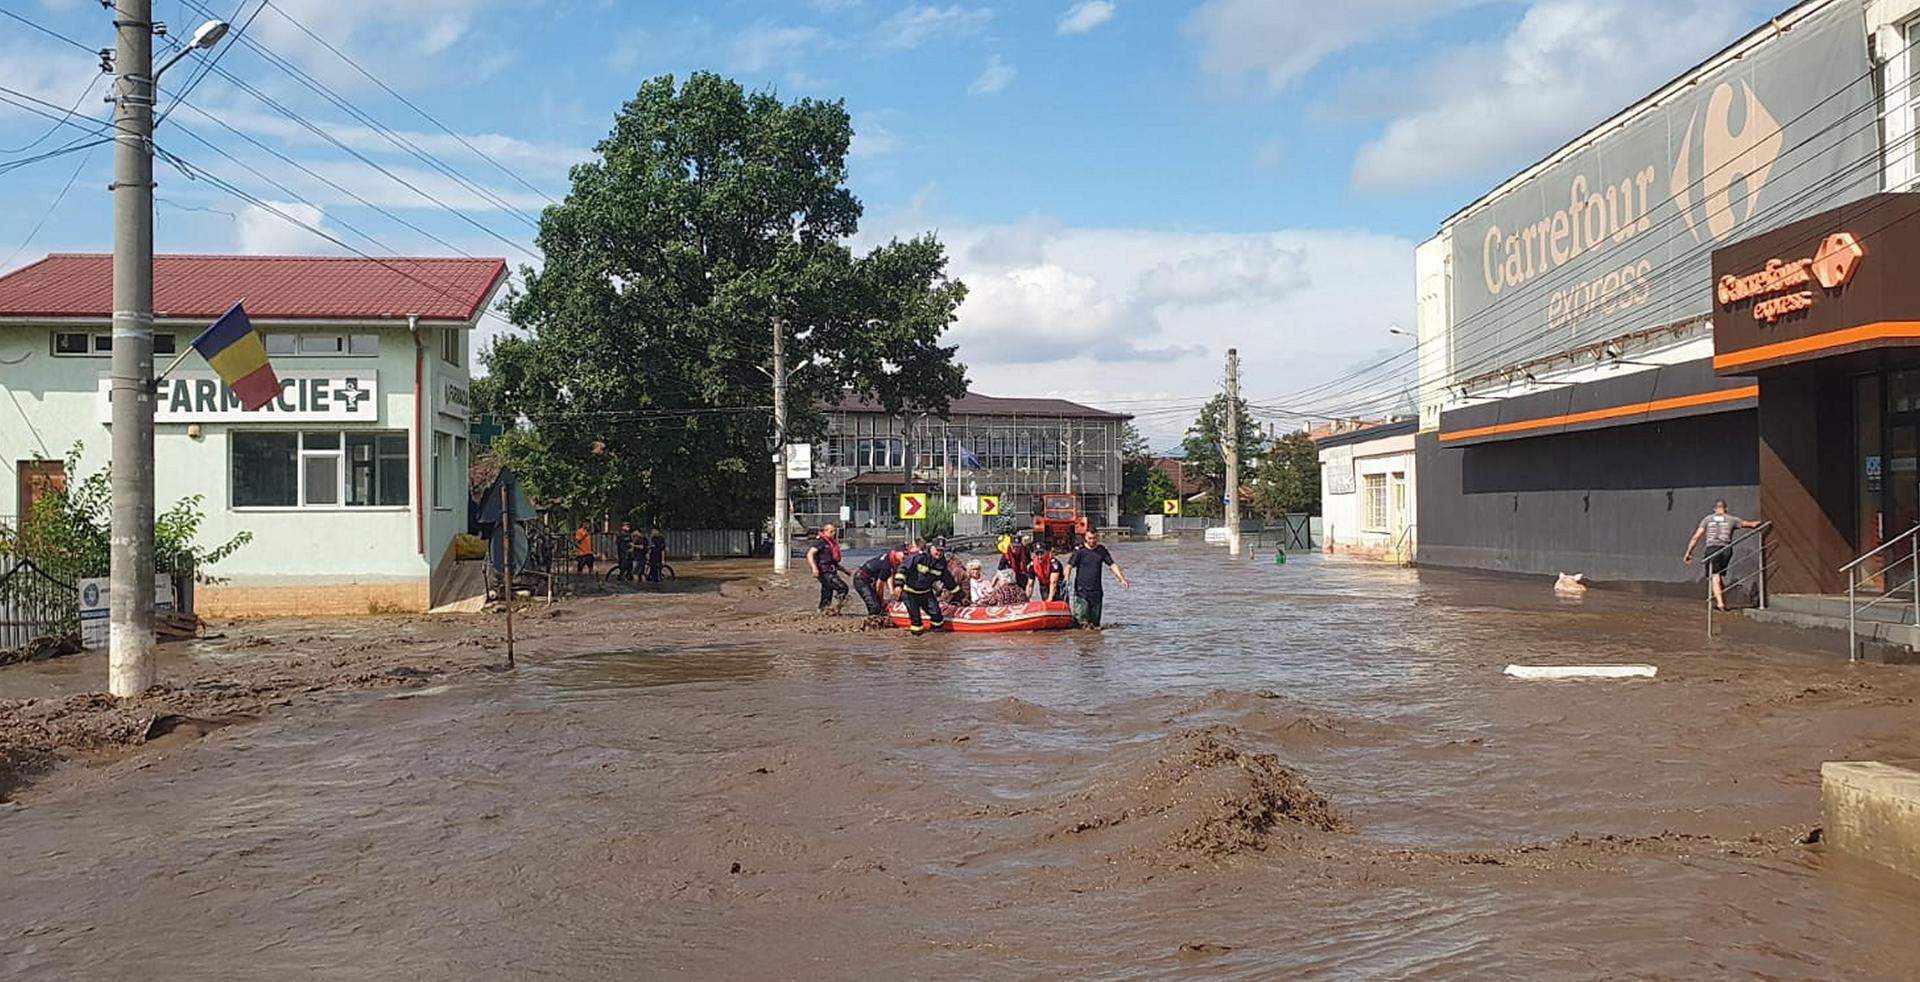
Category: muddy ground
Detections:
[{"x1": 4, "y1": 547, "x2": 1920, "y2": 979}]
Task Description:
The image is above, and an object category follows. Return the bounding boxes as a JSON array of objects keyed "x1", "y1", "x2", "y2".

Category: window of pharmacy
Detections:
[{"x1": 231, "y1": 431, "x2": 410, "y2": 509}]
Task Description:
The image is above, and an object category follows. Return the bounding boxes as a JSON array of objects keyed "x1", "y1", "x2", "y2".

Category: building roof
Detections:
[
  {"x1": 1150, "y1": 456, "x2": 1200, "y2": 495},
  {"x1": 1312, "y1": 417, "x2": 1417, "y2": 450},
  {"x1": 826, "y1": 390, "x2": 1128, "y2": 420},
  {"x1": 0, "y1": 253, "x2": 509, "y2": 324}
]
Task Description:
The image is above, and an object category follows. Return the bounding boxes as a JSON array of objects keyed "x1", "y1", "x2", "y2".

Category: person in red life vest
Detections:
[
  {"x1": 852, "y1": 545, "x2": 904, "y2": 618},
  {"x1": 999, "y1": 532, "x2": 1033, "y2": 591},
  {"x1": 807, "y1": 523, "x2": 849, "y2": 614},
  {"x1": 1029, "y1": 541, "x2": 1065, "y2": 602}
]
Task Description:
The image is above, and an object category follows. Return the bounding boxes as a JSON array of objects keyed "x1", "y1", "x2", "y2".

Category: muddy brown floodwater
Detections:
[{"x1": 5, "y1": 544, "x2": 1920, "y2": 979}]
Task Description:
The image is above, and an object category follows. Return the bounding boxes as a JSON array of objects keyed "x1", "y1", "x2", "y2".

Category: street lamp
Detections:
[{"x1": 156, "y1": 20, "x2": 229, "y2": 79}]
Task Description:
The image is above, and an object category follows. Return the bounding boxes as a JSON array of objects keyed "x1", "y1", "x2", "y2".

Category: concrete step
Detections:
[
  {"x1": 1768, "y1": 593, "x2": 1920, "y2": 625},
  {"x1": 1737, "y1": 603, "x2": 1920, "y2": 663}
]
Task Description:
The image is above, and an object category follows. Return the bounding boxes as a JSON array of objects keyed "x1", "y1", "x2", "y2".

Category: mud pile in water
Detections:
[{"x1": 1044, "y1": 725, "x2": 1345, "y2": 862}]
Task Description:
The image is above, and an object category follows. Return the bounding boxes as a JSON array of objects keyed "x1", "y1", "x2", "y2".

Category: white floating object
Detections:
[{"x1": 1504, "y1": 664, "x2": 1656, "y2": 680}]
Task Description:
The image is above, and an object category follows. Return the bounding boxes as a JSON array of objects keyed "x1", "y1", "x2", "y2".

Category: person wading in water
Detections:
[
  {"x1": 1683, "y1": 499, "x2": 1760, "y2": 611},
  {"x1": 893, "y1": 539, "x2": 957, "y2": 635},
  {"x1": 1066, "y1": 529, "x2": 1130, "y2": 627},
  {"x1": 808, "y1": 523, "x2": 849, "y2": 614}
]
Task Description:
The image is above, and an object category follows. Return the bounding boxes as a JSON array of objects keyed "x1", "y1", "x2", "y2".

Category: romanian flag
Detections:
[{"x1": 190, "y1": 302, "x2": 278, "y2": 410}]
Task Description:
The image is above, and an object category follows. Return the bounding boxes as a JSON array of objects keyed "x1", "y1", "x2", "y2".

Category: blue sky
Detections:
[{"x1": 1, "y1": 0, "x2": 1780, "y2": 445}]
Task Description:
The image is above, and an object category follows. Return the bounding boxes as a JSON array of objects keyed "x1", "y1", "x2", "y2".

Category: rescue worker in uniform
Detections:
[
  {"x1": 853, "y1": 546, "x2": 904, "y2": 618},
  {"x1": 999, "y1": 533, "x2": 1033, "y2": 592},
  {"x1": 807, "y1": 523, "x2": 849, "y2": 614},
  {"x1": 893, "y1": 538, "x2": 957, "y2": 635},
  {"x1": 1029, "y1": 541, "x2": 1065, "y2": 602}
]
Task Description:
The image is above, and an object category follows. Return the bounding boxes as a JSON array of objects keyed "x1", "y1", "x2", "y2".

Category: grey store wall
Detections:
[{"x1": 1417, "y1": 412, "x2": 1759, "y2": 584}]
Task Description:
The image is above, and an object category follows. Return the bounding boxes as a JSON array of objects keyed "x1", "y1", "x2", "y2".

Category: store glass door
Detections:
[{"x1": 1890, "y1": 421, "x2": 1920, "y2": 542}]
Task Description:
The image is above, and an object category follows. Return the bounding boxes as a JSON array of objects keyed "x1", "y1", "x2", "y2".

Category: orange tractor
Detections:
[{"x1": 1032, "y1": 493, "x2": 1090, "y2": 548}]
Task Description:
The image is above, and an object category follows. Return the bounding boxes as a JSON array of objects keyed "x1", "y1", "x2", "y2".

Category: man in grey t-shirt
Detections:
[{"x1": 1684, "y1": 499, "x2": 1760, "y2": 610}]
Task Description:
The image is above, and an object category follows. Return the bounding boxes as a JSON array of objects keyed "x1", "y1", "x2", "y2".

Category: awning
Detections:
[{"x1": 1437, "y1": 357, "x2": 1756, "y2": 447}]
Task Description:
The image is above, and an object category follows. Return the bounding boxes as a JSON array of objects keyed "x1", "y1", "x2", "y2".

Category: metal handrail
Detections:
[
  {"x1": 1839, "y1": 522, "x2": 1920, "y2": 574},
  {"x1": 1705, "y1": 522, "x2": 1772, "y2": 639},
  {"x1": 1391, "y1": 523, "x2": 1417, "y2": 566},
  {"x1": 1841, "y1": 522, "x2": 1920, "y2": 662}
]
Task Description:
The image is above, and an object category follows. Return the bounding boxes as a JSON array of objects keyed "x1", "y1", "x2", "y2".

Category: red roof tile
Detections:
[{"x1": 0, "y1": 253, "x2": 508, "y2": 323}]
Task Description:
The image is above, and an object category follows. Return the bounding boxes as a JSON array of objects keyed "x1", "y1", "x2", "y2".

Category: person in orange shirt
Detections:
[{"x1": 573, "y1": 523, "x2": 596, "y2": 574}]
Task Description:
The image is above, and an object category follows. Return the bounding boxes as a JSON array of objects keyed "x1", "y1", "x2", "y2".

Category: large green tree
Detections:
[
  {"x1": 476, "y1": 73, "x2": 969, "y2": 526},
  {"x1": 1117, "y1": 423, "x2": 1157, "y2": 516},
  {"x1": 1178, "y1": 394, "x2": 1264, "y2": 516},
  {"x1": 1249, "y1": 430, "x2": 1321, "y2": 518}
]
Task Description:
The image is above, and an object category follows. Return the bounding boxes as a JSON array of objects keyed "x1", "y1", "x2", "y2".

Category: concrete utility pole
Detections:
[
  {"x1": 1224, "y1": 348, "x2": 1242, "y2": 558},
  {"x1": 108, "y1": 0, "x2": 157, "y2": 698},
  {"x1": 771, "y1": 315, "x2": 790, "y2": 574},
  {"x1": 104, "y1": 8, "x2": 226, "y2": 698}
]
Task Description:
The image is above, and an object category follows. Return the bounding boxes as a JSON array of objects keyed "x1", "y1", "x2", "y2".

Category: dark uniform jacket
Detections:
[{"x1": 895, "y1": 551, "x2": 957, "y2": 595}]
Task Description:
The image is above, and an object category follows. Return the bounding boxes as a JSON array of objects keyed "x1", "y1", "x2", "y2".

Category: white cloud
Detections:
[
  {"x1": 731, "y1": 23, "x2": 830, "y2": 73},
  {"x1": 233, "y1": 200, "x2": 346, "y2": 255},
  {"x1": 1057, "y1": 1, "x2": 1116, "y2": 35},
  {"x1": 1349, "y1": 0, "x2": 1756, "y2": 190},
  {"x1": 248, "y1": 0, "x2": 516, "y2": 90},
  {"x1": 874, "y1": 4, "x2": 994, "y2": 50},
  {"x1": 1186, "y1": 0, "x2": 1472, "y2": 94},
  {"x1": 858, "y1": 211, "x2": 1417, "y2": 444},
  {"x1": 968, "y1": 54, "x2": 1016, "y2": 95},
  {"x1": 851, "y1": 113, "x2": 901, "y2": 158}
]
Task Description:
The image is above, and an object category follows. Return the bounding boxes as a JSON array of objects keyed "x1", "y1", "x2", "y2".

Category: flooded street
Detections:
[{"x1": 6, "y1": 543, "x2": 1920, "y2": 979}]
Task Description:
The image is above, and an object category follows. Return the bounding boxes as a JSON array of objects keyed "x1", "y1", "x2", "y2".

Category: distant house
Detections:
[
  {"x1": 798, "y1": 391, "x2": 1130, "y2": 530},
  {"x1": 1315, "y1": 418, "x2": 1417, "y2": 561},
  {"x1": 1150, "y1": 456, "x2": 1201, "y2": 499}
]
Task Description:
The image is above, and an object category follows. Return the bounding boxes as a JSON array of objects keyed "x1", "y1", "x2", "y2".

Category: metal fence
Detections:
[
  {"x1": 0, "y1": 555, "x2": 76, "y2": 651},
  {"x1": 583, "y1": 529, "x2": 760, "y2": 560}
]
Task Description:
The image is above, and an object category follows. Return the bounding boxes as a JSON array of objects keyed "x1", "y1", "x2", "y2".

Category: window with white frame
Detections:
[
  {"x1": 53, "y1": 331, "x2": 174, "y2": 355},
  {"x1": 440, "y1": 327, "x2": 460, "y2": 366},
  {"x1": 1884, "y1": 20, "x2": 1920, "y2": 190},
  {"x1": 1363, "y1": 473, "x2": 1389, "y2": 531},
  {"x1": 432, "y1": 432, "x2": 451, "y2": 509},
  {"x1": 263, "y1": 332, "x2": 380, "y2": 356},
  {"x1": 231, "y1": 430, "x2": 409, "y2": 508}
]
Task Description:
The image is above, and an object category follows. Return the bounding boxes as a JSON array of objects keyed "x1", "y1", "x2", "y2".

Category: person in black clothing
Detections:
[
  {"x1": 646, "y1": 526, "x2": 667, "y2": 583},
  {"x1": 1029, "y1": 542, "x2": 1065, "y2": 602},
  {"x1": 853, "y1": 546, "x2": 903, "y2": 617},
  {"x1": 613, "y1": 522, "x2": 636, "y2": 581},
  {"x1": 893, "y1": 540, "x2": 956, "y2": 635},
  {"x1": 1066, "y1": 529, "x2": 1130, "y2": 627},
  {"x1": 807, "y1": 523, "x2": 849, "y2": 613}
]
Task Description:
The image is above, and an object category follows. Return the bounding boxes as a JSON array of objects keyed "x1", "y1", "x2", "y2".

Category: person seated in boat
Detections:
[
  {"x1": 963, "y1": 559, "x2": 992, "y2": 606},
  {"x1": 1029, "y1": 541, "x2": 1065, "y2": 602},
  {"x1": 979, "y1": 568, "x2": 1027, "y2": 607}
]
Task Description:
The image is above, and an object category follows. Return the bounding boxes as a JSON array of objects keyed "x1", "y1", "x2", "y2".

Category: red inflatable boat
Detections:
[{"x1": 886, "y1": 599, "x2": 1074, "y2": 633}]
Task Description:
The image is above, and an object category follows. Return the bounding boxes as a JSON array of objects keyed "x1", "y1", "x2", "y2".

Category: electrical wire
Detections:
[{"x1": 0, "y1": 72, "x2": 105, "y2": 154}]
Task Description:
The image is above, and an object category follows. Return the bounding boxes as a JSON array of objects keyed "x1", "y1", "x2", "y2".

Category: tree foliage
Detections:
[
  {"x1": 1178, "y1": 395, "x2": 1264, "y2": 513},
  {"x1": 1117, "y1": 423, "x2": 1159, "y2": 516},
  {"x1": 0, "y1": 444, "x2": 251, "y2": 581},
  {"x1": 476, "y1": 73, "x2": 969, "y2": 527},
  {"x1": 1249, "y1": 430, "x2": 1321, "y2": 518}
]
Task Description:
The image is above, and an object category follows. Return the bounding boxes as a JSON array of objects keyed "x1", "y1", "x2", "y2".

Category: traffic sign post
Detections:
[
  {"x1": 899, "y1": 493, "x2": 927, "y2": 520},
  {"x1": 979, "y1": 495, "x2": 1000, "y2": 517},
  {"x1": 1162, "y1": 499, "x2": 1181, "y2": 516}
]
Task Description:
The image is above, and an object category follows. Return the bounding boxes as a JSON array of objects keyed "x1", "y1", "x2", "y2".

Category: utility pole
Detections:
[
  {"x1": 1224, "y1": 348, "x2": 1242, "y2": 559},
  {"x1": 108, "y1": 0, "x2": 157, "y2": 698},
  {"x1": 771, "y1": 315, "x2": 790, "y2": 574}
]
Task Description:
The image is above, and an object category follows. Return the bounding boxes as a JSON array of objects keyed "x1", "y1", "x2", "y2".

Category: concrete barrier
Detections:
[{"x1": 1821, "y1": 761, "x2": 1920, "y2": 879}]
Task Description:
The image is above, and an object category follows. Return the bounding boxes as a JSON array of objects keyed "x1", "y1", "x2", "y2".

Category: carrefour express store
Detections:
[{"x1": 0, "y1": 253, "x2": 505, "y2": 616}]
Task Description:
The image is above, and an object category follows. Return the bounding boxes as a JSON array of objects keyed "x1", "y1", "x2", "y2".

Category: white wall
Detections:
[
  {"x1": 0, "y1": 320, "x2": 471, "y2": 590},
  {"x1": 1319, "y1": 431, "x2": 1417, "y2": 558}
]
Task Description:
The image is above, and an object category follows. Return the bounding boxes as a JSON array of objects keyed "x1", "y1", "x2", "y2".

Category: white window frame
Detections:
[
  {"x1": 440, "y1": 327, "x2": 460, "y2": 366},
  {"x1": 1362, "y1": 473, "x2": 1389, "y2": 532},
  {"x1": 1883, "y1": 19, "x2": 1920, "y2": 191},
  {"x1": 263, "y1": 331, "x2": 381, "y2": 357},
  {"x1": 230, "y1": 429, "x2": 412, "y2": 512},
  {"x1": 52, "y1": 331, "x2": 174, "y2": 356}
]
